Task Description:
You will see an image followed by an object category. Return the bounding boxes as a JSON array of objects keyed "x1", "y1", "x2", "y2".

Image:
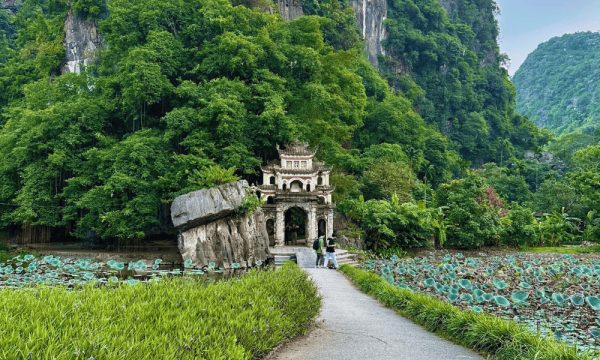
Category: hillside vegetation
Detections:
[
  {"x1": 513, "y1": 32, "x2": 600, "y2": 135},
  {"x1": 2, "y1": 0, "x2": 598, "y2": 251}
]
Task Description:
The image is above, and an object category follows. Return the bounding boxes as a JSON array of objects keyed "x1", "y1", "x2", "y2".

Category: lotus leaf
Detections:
[
  {"x1": 483, "y1": 293, "x2": 494, "y2": 301},
  {"x1": 494, "y1": 295, "x2": 511, "y2": 307},
  {"x1": 492, "y1": 278, "x2": 507, "y2": 290},
  {"x1": 424, "y1": 278, "x2": 436, "y2": 287},
  {"x1": 570, "y1": 294, "x2": 584, "y2": 306},
  {"x1": 511, "y1": 291, "x2": 529, "y2": 303},
  {"x1": 519, "y1": 281, "x2": 531, "y2": 289},
  {"x1": 551, "y1": 293, "x2": 566, "y2": 306},
  {"x1": 473, "y1": 289, "x2": 485, "y2": 298},
  {"x1": 586, "y1": 296, "x2": 600, "y2": 311},
  {"x1": 460, "y1": 294, "x2": 473, "y2": 303},
  {"x1": 458, "y1": 279, "x2": 472, "y2": 289}
]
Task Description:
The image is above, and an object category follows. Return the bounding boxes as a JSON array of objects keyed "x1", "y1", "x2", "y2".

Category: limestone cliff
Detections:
[
  {"x1": 276, "y1": 0, "x2": 303, "y2": 20},
  {"x1": 351, "y1": 0, "x2": 386, "y2": 67},
  {"x1": 0, "y1": 0, "x2": 21, "y2": 14},
  {"x1": 276, "y1": 0, "x2": 386, "y2": 68},
  {"x1": 61, "y1": 10, "x2": 102, "y2": 74},
  {"x1": 171, "y1": 181, "x2": 271, "y2": 269}
]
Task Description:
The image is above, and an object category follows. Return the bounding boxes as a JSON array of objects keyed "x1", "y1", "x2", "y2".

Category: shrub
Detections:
[
  {"x1": 339, "y1": 194, "x2": 433, "y2": 249},
  {"x1": 0, "y1": 263, "x2": 319, "y2": 359},
  {"x1": 435, "y1": 174, "x2": 503, "y2": 249},
  {"x1": 340, "y1": 265, "x2": 586, "y2": 360},
  {"x1": 537, "y1": 210, "x2": 580, "y2": 246},
  {"x1": 501, "y1": 204, "x2": 538, "y2": 247}
]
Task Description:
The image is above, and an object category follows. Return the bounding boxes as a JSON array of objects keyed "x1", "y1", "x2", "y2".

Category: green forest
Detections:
[
  {"x1": 0, "y1": 0, "x2": 598, "y2": 250},
  {"x1": 514, "y1": 31, "x2": 600, "y2": 136}
]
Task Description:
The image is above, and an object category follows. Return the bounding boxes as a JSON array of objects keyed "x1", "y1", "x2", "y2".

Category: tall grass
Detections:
[
  {"x1": 0, "y1": 263, "x2": 320, "y2": 359},
  {"x1": 340, "y1": 265, "x2": 588, "y2": 360}
]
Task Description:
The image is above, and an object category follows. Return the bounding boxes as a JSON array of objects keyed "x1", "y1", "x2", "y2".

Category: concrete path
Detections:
[{"x1": 270, "y1": 268, "x2": 482, "y2": 360}]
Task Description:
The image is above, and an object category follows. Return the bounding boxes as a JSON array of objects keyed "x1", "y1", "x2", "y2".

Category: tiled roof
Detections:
[{"x1": 277, "y1": 141, "x2": 316, "y2": 156}]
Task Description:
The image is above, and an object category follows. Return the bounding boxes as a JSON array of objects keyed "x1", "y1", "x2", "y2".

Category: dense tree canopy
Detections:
[{"x1": 0, "y1": 0, "x2": 583, "y2": 250}]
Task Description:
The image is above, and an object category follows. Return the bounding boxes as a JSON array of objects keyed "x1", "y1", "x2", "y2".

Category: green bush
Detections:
[
  {"x1": 0, "y1": 263, "x2": 320, "y2": 359},
  {"x1": 340, "y1": 265, "x2": 586, "y2": 360},
  {"x1": 339, "y1": 194, "x2": 433, "y2": 249},
  {"x1": 435, "y1": 174, "x2": 503, "y2": 249},
  {"x1": 501, "y1": 204, "x2": 538, "y2": 247}
]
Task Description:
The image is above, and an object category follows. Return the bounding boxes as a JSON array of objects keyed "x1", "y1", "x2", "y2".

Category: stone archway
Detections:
[{"x1": 284, "y1": 206, "x2": 308, "y2": 245}]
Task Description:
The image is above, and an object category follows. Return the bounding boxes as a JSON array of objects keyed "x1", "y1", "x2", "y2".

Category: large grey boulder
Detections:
[
  {"x1": 171, "y1": 180, "x2": 248, "y2": 230},
  {"x1": 171, "y1": 180, "x2": 270, "y2": 268},
  {"x1": 178, "y1": 210, "x2": 270, "y2": 269}
]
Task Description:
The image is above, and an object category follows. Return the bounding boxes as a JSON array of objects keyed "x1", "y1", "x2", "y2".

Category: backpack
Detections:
[{"x1": 312, "y1": 238, "x2": 320, "y2": 250}]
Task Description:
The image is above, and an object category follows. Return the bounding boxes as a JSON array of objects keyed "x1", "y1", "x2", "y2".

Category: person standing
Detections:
[
  {"x1": 314, "y1": 235, "x2": 325, "y2": 268},
  {"x1": 323, "y1": 236, "x2": 338, "y2": 269}
]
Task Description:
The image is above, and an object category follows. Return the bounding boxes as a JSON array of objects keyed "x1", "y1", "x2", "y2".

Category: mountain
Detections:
[
  {"x1": 513, "y1": 31, "x2": 600, "y2": 136},
  {"x1": 0, "y1": 0, "x2": 544, "y2": 242}
]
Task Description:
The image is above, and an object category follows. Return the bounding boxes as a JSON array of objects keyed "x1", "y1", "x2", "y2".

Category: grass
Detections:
[
  {"x1": 340, "y1": 265, "x2": 588, "y2": 360},
  {"x1": 0, "y1": 242, "x2": 40, "y2": 262},
  {"x1": 520, "y1": 245, "x2": 600, "y2": 254},
  {"x1": 0, "y1": 262, "x2": 320, "y2": 359}
]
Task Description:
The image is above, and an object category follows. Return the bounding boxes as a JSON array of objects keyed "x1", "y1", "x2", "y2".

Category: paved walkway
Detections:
[{"x1": 270, "y1": 268, "x2": 482, "y2": 360}]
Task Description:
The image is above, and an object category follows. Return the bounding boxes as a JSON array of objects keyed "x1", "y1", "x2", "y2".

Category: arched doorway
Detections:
[
  {"x1": 318, "y1": 219, "x2": 326, "y2": 237},
  {"x1": 284, "y1": 207, "x2": 307, "y2": 245},
  {"x1": 290, "y1": 180, "x2": 303, "y2": 193},
  {"x1": 266, "y1": 219, "x2": 275, "y2": 247}
]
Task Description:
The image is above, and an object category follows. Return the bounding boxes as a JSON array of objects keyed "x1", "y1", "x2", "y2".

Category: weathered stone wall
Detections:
[{"x1": 171, "y1": 181, "x2": 271, "y2": 268}]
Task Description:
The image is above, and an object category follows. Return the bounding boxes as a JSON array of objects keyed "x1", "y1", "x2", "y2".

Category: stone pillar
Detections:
[
  {"x1": 327, "y1": 208, "x2": 334, "y2": 239},
  {"x1": 307, "y1": 206, "x2": 318, "y2": 245},
  {"x1": 275, "y1": 205, "x2": 285, "y2": 246}
]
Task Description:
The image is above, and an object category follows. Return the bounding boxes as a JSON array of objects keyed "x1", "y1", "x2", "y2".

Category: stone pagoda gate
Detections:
[{"x1": 258, "y1": 142, "x2": 334, "y2": 247}]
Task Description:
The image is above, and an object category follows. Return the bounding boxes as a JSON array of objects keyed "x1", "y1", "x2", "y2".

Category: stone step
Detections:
[{"x1": 271, "y1": 248, "x2": 360, "y2": 268}]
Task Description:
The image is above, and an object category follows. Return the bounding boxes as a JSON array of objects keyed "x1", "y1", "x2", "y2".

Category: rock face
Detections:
[
  {"x1": 171, "y1": 180, "x2": 249, "y2": 230},
  {"x1": 276, "y1": 0, "x2": 304, "y2": 20},
  {"x1": 351, "y1": 0, "x2": 387, "y2": 68},
  {"x1": 0, "y1": 0, "x2": 22, "y2": 14},
  {"x1": 275, "y1": 0, "x2": 386, "y2": 68},
  {"x1": 171, "y1": 181, "x2": 271, "y2": 268},
  {"x1": 62, "y1": 10, "x2": 102, "y2": 74}
]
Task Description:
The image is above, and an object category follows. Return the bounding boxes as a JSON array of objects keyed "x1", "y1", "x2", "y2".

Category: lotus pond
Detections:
[
  {"x1": 364, "y1": 252, "x2": 600, "y2": 354},
  {"x1": 0, "y1": 254, "x2": 258, "y2": 288}
]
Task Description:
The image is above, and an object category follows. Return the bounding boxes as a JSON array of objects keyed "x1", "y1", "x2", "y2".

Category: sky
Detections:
[{"x1": 496, "y1": 0, "x2": 600, "y2": 76}]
